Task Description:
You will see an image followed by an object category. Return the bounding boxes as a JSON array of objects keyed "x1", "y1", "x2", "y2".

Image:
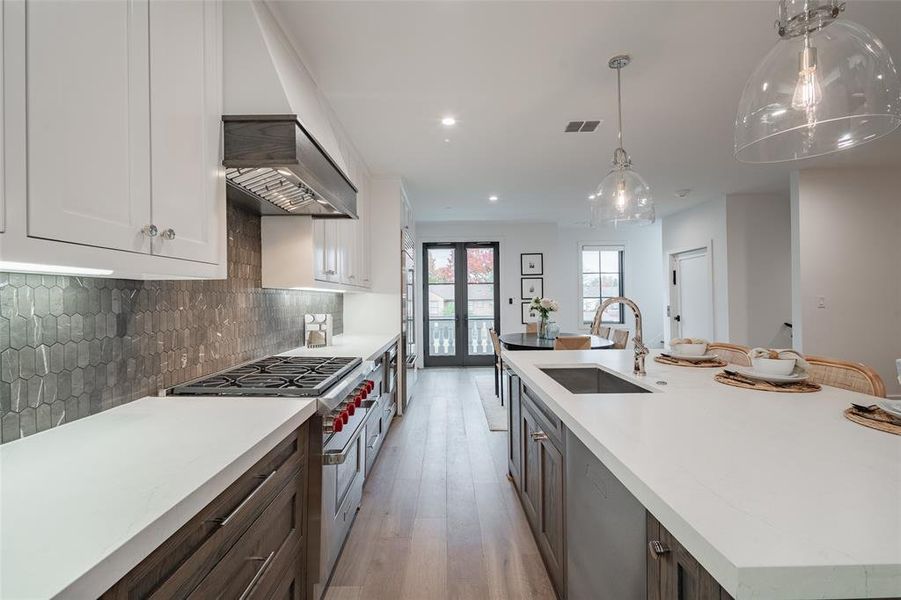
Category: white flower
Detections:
[{"x1": 539, "y1": 298, "x2": 559, "y2": 312}]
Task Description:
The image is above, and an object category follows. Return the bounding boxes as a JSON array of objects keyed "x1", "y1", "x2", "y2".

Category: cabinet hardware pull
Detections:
[
  {"x1": 142, "y1": 224, "x2": 159, "y2": 237},
  {"x1": 648, "y1": 540, "x2": 671, "y2": 558},
  {"x1": 238, "y1": 550, "x2": 276, "y2": 600},
  {"x1": 207, "y1": 470, "x2": 277, "y2": 527},
  {"x1": 367, "y1": 433, "x2": 381, "y2": 450},
  {"x1": 161, "y1": 228, "x2": 176, "y2": 240},
  {"x1": 530, "y1": 430, "x2": 549, "y2": 441}
]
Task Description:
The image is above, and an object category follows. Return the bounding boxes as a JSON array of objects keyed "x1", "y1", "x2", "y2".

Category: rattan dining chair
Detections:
[
  {"x1": 611, "y1": 329, "x2": 630, "y2": 349},
  {"x1": 805, "y1": 355, "x2": 886, "y2": 397},
  {"x1": 553, "y1": 335, "x2": 591, "y2": 350},
  {"x1": 489, "y1": 328, "x2": 504, "y2": 405},
  {"x1": 707, "y1": 342, "x2": 752, "y2": 367},
  {"x1": 525, "y1": 322, "x2": 538, "y2": 334}
]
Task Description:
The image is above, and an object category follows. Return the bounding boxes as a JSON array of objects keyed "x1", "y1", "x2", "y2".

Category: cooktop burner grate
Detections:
[{"x1": 170, "y1": 356, "x2": 362, "y2": 397}]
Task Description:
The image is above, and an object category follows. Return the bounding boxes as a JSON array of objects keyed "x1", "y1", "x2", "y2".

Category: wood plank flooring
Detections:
[{"x1": 324, "y1": 368, "x2": 556, "y2": 600}]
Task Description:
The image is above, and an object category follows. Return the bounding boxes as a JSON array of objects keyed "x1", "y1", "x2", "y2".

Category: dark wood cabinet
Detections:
[
  {"x1": 103, "y1": 423, "x2": 310, "y2": 600},
  {"x1": 519, "y1": 388, "x2": 566, "y2": 599},
  {"x1": 647, "y1": 513, "x2": 734, "y2": 600},
  {"x1": 507, "y1": 371, "x2": 522, "y2": 490}
]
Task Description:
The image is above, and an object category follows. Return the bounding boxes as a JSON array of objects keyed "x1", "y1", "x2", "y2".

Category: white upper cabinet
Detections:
[
  {"x1": 0, "y1": 0, "x2": 225, "y2": 279},
  {"x1": 0, "y1": 0, "x2": 5, "y2": 235},
  {"x1": 149, "y1": 0, "x2": 223, "y2": 264},
  {"x1": 25, "y1": 0, "x2": 152, "y2": 253}
]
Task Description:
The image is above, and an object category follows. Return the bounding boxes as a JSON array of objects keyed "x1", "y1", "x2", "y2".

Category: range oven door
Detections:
[{"x1": 318, "y1": 419, "x2": 365, "y2": 598}]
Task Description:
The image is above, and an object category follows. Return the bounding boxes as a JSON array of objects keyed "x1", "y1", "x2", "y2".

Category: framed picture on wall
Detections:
[
  {"x1": 520, "y1": 253, "x2": 543, "y2": 276},
  {"x1": 521, "y1": 301, "x2": 538, "y2": 324},
  {"x1": 521, "y1": 277, "x2": 543, "y2": 300}
]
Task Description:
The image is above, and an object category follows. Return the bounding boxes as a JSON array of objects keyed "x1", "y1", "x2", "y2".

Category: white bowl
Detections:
[
  {"x1": 752, "y1": 357, "x2": 796, "y2": 376},
  {"x1": 671, "y1": 343, "x2": 707, "y2": 357}
]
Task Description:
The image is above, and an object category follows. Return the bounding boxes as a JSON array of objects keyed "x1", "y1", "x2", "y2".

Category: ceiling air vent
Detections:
[{"x1": 564, "y1": 120, "x2": 601, "y2": 132}]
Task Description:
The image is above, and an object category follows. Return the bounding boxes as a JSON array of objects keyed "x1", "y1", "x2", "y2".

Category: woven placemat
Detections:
[
  {"x1": 714, "y1": 371, "x2": 821, "y2": 393},
  {"x1": 655, "y1": 355, "x2": 727, "y2": 368},
  {"x1": 844, "y1": 407, "x2": 901, "y2": 436}
]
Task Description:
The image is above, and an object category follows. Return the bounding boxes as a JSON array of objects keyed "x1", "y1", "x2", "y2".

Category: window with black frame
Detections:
[{"x1": 580, "y1": 245, "x2": 624, "y2": 325}]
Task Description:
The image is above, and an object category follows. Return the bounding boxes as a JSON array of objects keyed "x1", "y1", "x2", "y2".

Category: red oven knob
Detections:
[
  {"x1": 345, "y1": 403, "x2": 355, "y2": 416},
  {"x1": 353, "y1": 393, "x2": 362, "y2": 407},
  {"x1": 340, "y1": 409, "x2": 349, "y2": 424},
  {"x1": 326, "y1": 417, "x2": 343, "y2": 434},
  {"x1": 359, "y1": 387, "x2": 368, "y2": 400},
  {"x1": 366, "y1": 380, "x2": 375, "y2": 392}
]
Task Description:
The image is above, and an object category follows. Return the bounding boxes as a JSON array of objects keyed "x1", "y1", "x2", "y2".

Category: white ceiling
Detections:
[{"x1": 268, "y1": 0, "x2": 901, "y2": 223}]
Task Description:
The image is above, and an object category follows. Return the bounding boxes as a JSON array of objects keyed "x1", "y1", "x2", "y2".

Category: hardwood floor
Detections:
[{"x1": 324, "y1": 368, "x2": 556, "y2": 600}]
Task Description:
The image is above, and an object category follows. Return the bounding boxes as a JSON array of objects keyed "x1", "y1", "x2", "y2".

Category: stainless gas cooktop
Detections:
[{"x1": 170, "y1": 355, "x2": 362, "y2": 397}]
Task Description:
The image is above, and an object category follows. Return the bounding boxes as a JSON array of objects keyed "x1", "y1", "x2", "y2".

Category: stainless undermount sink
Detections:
[{"x1": 539, "y1": 366, "x2": 652, "y2": 394}]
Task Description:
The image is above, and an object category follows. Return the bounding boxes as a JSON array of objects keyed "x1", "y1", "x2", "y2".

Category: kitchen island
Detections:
[{"x1": 502, "y1": 348, "x2": 901, "y2": 600}]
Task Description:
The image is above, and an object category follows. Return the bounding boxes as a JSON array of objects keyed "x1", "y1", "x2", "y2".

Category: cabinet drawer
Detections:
[
  {"x1": 522, "y1": 385, "x2": 565, "y2": 451},
  {"x1": 103, "y1": 425, "x2": 307, "y2": 599},
  {"x1": 189, "y1": 470, "x2": 303, "y2": 599}
]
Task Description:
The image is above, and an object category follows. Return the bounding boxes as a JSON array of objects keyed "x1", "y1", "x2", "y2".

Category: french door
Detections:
[{"x1": 423, "y1": 242, "x2": 500, "y2": 367}]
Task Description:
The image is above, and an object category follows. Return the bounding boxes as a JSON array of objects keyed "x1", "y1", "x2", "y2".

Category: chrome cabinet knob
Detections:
[
  {"x1": 648, "y1": 540, "x2": 671, "y2": 558},
  {"x1": 161, "y1": 228, "x2": 176, "y2": 240},
  {"x1": 530, "y1": 430, "x2": 549, "y2": 441},
  {"x1": 142, "y1": 224, "x2": 158, "y2": 237}
]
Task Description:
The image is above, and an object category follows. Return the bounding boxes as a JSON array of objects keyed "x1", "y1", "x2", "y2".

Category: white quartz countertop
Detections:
[
  {"x1": 502, "y1": 349, "x2": 901, "y2": 600},
  {"x1": 0, "y1": 395, "x2": 317, "y2": 599},
  {"x1": 279, "y1": 332, "x2": 399, "y2": 361}
]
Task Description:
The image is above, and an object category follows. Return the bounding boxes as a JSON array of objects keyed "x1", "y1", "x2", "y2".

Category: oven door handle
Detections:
[{"x1": 322, "y1": 426, "x2": 364, "y2": 466}]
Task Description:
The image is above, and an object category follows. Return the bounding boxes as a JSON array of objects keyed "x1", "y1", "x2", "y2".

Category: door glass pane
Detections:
[
  {"x1": 428, "y1": 320, "x2": 456, "y2": 356},
  {"x1": 467, "y1": 318, "x2": 494, "y2": 355},
  {"x1": 467, "y1": 247, "x2": 494, "y2": 283},
  {"x1": 427, "y1": 284, "x2": 455, "y2": 318},
  {"x1": 428, "y1": 248, "x2": 455, "y2": 283},
  {"x1": 467, "y1": 247, "x2": 495, "y2": 356}
]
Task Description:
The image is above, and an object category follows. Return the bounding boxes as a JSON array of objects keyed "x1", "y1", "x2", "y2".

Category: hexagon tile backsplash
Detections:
[{"x1": 0, "y1": 204, "x2": 343, "y2": 444}]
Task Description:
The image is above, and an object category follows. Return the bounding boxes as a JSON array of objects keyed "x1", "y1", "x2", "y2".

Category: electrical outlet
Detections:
[{"x1": 817, "y1": 296, "x2": 826, "y2": 309}]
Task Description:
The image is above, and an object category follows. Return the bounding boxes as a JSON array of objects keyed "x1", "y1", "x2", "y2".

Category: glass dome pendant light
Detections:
[
  {"x1": 591, "y1": 55, "x2": 655, "y2": 228},
  {"x1": 734, "y1": 0, "x2": 901, "y2": 163}
]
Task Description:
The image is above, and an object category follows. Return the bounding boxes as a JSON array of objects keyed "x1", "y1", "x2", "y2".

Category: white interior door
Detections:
[{"x1": 670, "y1": 248, "x2": 713, "y2": 340}]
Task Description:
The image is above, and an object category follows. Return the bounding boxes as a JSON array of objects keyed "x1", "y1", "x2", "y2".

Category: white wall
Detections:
[
  {"x1": 791, "y1": 167, "x2": 901, "y2": 397},
  {"x1": 556, "y1": 223, "x2": 665, "y2": 346},
  {"x1": 726, "y1": 194, "x2": 792, "y2": 348},
  {"x1": 661, "y1": 198, "x2": 729, "y2": 343},
  {"x1": 414, "y1": 220, "x2": 665, "y2": 365}
]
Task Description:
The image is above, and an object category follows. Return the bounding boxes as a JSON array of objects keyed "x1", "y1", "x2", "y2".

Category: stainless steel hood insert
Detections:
[{"x1": 223, "y1": 115, "x2": 358, "y2": 218}]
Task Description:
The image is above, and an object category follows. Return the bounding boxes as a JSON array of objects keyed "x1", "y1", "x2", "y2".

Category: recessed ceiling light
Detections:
[
  {"x1": 444, "y1": 138, "x2": 451, "y2": 143},
  {"x1": 588, "y1": 194, "x2": 596, "y2": 199},
  {"x1": 489, "y1": 195, "x2": 499, "y2": 202},
  {"x1": 441, "y1": 116, "x2": 456, "y2": 127}
]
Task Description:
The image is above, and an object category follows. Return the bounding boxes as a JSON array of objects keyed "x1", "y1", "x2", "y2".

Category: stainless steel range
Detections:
[{"x1": 169, "y1": 354, "x2": 384, "y2": 600}]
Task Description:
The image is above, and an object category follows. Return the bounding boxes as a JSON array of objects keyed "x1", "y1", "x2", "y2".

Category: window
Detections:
[{"x1": 580, "y1": 245, "x2": 624, "y2": 325}]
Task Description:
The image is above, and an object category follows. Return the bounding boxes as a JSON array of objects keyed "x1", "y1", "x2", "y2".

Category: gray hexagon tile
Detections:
[{"x1": 0, "y1": 204, "x2": 344, "y2": 443}]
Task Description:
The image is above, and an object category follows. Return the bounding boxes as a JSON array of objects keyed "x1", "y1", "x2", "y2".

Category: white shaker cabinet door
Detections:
[
  {"x1": 25, "y1": 0, "x2": 152, "y2": 253},
  {"x1": 149, "y1": 0, "x2": 223, "y2": 264}
]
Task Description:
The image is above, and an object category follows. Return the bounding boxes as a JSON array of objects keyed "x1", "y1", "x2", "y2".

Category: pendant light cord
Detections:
[{"x1": 616, "y1": 66, "x2": 624, "y2": 148}]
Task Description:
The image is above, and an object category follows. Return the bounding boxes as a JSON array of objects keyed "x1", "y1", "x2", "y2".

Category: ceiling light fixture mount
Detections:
[
  {"x1": 734, "y1": 0, "x2": 901, "y2": 163},
  {"x1": 488, "y1": 195, "x2": 499, "y2": 202},
  {"x1": 590, "y1": 54, "x2": 655, "y2": 228},
  {"x1": 441, "y1": 116, "x2": 456, "y2": 127}
]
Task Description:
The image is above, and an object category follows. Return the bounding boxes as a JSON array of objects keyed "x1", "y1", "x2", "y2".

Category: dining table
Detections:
[{"x1": 498, "y1": 332, "x2": 614, "y2": 351}]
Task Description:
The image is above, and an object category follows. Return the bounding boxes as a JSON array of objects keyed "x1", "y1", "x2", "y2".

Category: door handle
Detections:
[{"x1": 674, "y1": 315, "x2": 681, "y2": 322}]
